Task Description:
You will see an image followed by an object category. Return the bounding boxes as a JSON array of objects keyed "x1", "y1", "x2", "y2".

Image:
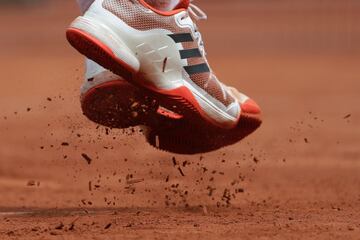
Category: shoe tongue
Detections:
[{"x1": 173, "y1": 0, "x2": 190, "y2": 10}]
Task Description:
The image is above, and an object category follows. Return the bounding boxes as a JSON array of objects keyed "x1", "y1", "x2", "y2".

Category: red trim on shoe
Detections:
[
  {"x1": 66, "y1": 28, "x2": 137, "y2": 80},
  {"x1": 138, "y1": 0, "x2": 186, "y2": 16},
  {"x1": 151, "y1": 85, "x2": 240, "y2": 129},
  {"x1": 241, "y1": 99, "x2": 261, "y2": 115},
  {"x1": 174, "y1": 0, "x2": 190, "y2": 10},
  {"x1": 157, "y1": 106, "x2": 183, "y2": 119}
]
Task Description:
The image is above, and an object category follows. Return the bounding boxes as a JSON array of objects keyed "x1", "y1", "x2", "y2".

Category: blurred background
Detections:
[{"x1": 0, "y1": 0, "x2": 359, "y2": 209}]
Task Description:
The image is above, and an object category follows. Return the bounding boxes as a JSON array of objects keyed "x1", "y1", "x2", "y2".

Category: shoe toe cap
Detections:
[{"x1": 241, "y1": 98, "x2": 261, "y2": 115}]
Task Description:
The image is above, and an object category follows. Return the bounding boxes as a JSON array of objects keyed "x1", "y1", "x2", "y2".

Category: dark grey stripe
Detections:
[
  {"x1": 180, "y1": 48, "x2": 202, "y2": 59},
  {"x1": 168, "y1": 33, "x2": 193, "y2": 43},
  {"x1": 184, "y1": 63, "x2": 210, "y2": 75}
]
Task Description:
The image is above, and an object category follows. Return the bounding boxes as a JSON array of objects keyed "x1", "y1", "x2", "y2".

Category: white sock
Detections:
[{"x1": 145, "y1": 0, "x2": 181, "y2": 11}]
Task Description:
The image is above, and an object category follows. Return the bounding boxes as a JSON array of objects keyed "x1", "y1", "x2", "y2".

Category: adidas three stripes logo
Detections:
[{"x1": 168, "y1": 33, "x2": 210, "y2": 75}]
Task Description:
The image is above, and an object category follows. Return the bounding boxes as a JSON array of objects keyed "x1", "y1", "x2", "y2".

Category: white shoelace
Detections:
[
  {"x1": 187, "y1": 1, "x2": 207, "y2": 56},
  {"x1": 188, "y1": 0, "x2": 207, "y2": 21}
]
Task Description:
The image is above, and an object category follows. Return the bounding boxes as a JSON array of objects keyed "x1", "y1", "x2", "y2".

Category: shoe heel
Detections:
[{"x1": 66, "y1": 16, "x2": 140, "y2": 80}]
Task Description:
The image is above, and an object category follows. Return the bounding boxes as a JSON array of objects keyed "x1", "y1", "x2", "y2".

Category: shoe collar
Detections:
[{"x1": 138, "y1": 0, "x2": 189, "y2": 16}]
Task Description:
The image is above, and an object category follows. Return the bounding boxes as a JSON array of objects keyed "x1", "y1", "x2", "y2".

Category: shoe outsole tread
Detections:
[
  {"x1": 81, "y1": 80, "x2": 158, "y2": 128},
  {"x1": 145, "y1": 114, "x2": 262, "y2": 154}
]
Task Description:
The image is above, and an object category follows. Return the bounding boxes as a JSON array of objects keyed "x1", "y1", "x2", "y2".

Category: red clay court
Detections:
[{"x1": 0, "y1": 0, "x2": 359, "y2": 239}]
